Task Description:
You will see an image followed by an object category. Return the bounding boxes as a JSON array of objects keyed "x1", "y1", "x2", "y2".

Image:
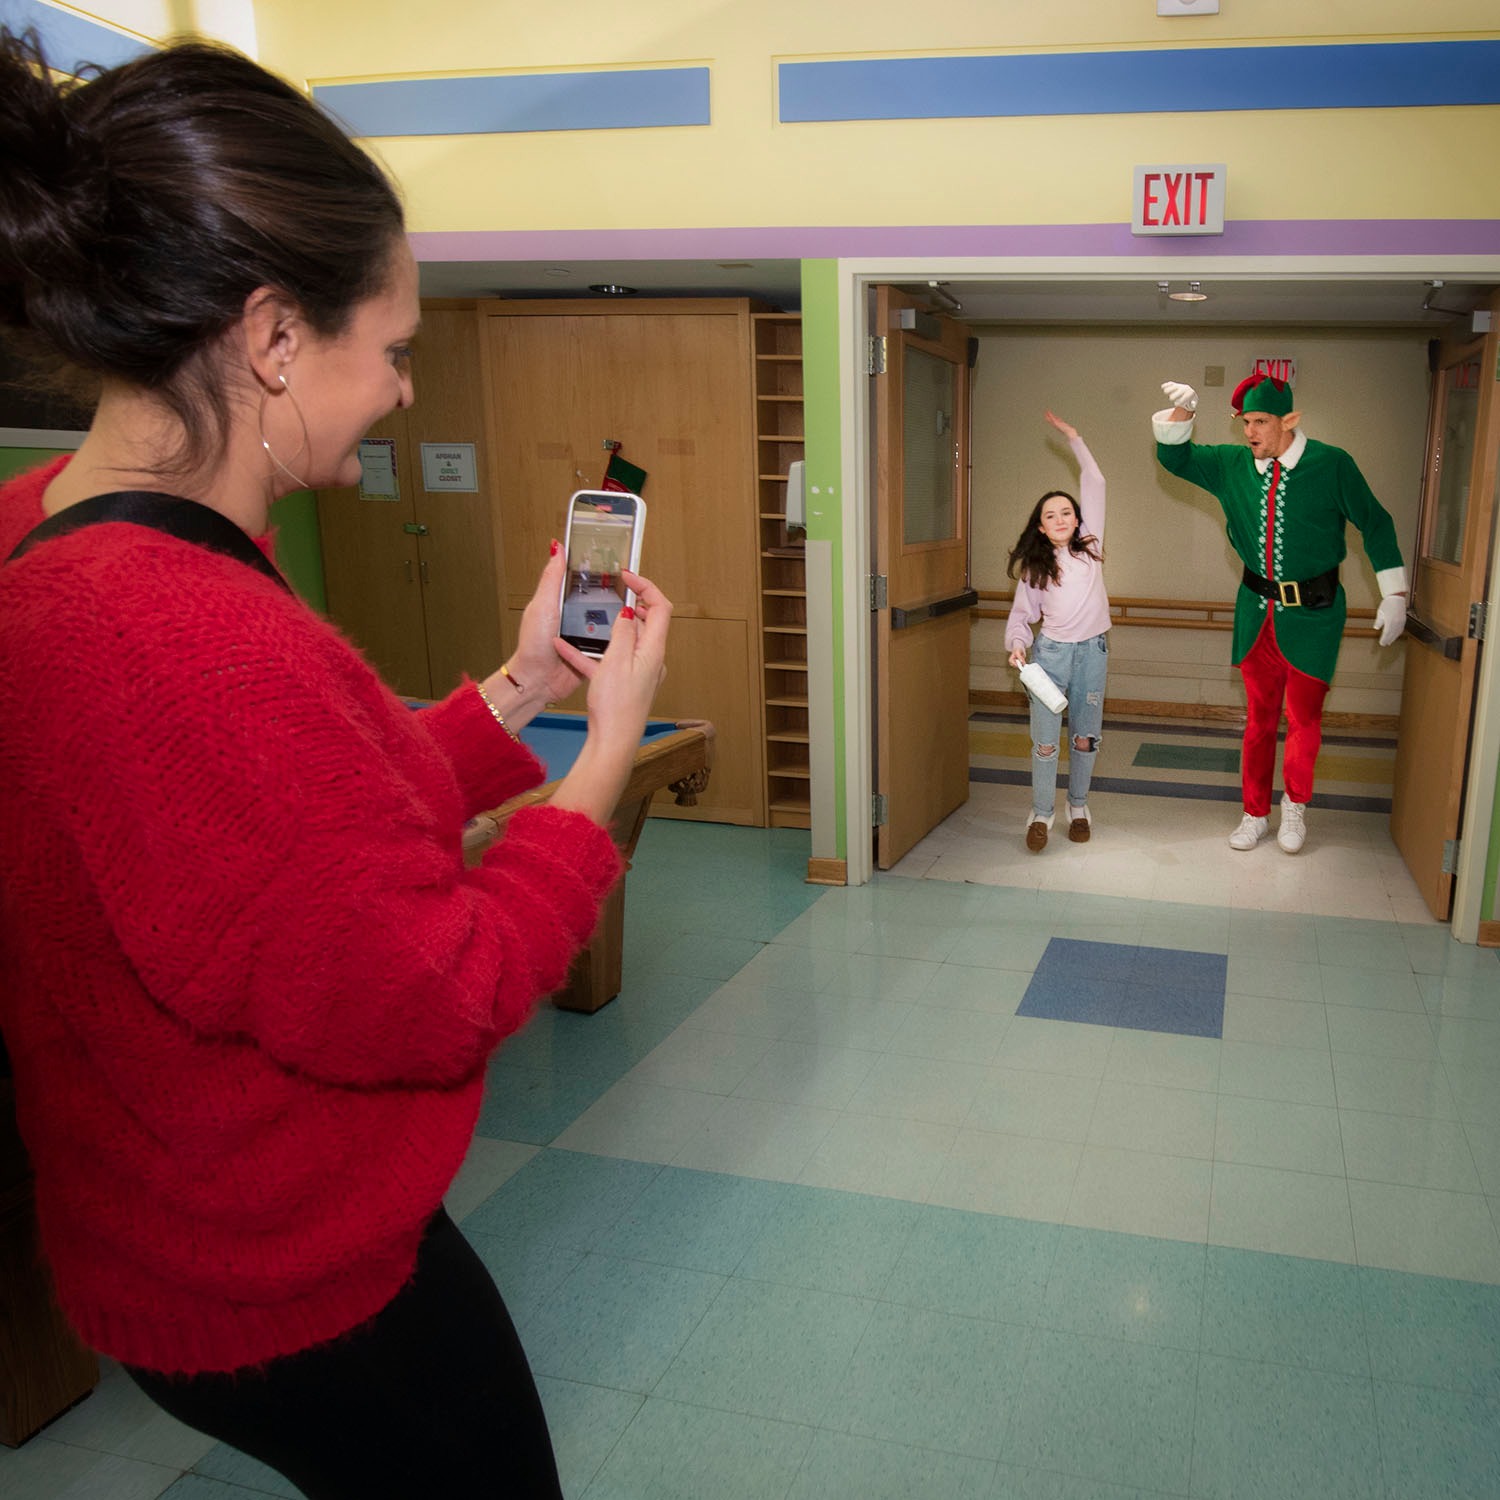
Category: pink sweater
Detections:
[
  {"x1": 1005, "y1": 434, "x2": 1111, "y2": 653},
  {"x1": 0, "y1": 461, "x2": 622, "y2": 1374}
]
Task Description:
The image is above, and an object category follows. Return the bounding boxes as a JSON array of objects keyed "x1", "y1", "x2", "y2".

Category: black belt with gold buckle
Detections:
[{"x1": 1241, "y1": 565, "x2": 1339, "y2": 610}]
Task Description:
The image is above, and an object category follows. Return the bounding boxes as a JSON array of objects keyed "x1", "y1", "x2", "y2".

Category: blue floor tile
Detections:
[
  {"x1": 193, "y1": 1446, "x2": 304, "y2": 1498},
  {"x1": 1019, "y1": 939, "x2": 1226, "y2": 1038},
  {"x1": 534, "y1": 1377, "x2": 643, "y2": 1499}
]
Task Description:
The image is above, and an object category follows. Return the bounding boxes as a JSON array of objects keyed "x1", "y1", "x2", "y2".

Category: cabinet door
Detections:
[
  {"x1": 484, "y1": 303, "x2": 761, "y2": 824},
  {"x1": 407, "y1": 308, "x2": 502, "y2": 694},
  {"x1": 317, "y1": 409, "x2": 430, "y2": 697}
]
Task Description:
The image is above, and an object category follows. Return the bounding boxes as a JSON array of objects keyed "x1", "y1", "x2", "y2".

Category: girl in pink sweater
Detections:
[{"x1": 1005, "y1": 412, "x2": 1111, "y2": 851}]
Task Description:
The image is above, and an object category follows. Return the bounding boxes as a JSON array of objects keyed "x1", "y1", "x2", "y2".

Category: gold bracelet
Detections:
[
  {"x1": 475, "y1": 681, "x2": 520, "y2": 743},
  {"x1": 499, "y1": 663, "x2": 525, "y2": 694}
]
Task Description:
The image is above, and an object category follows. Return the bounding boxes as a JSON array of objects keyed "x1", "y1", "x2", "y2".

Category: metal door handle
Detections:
[
  {"x1": 1405, "y1": 608, "x2": 1463, "y2": 660},
  {"x1": 890, "y1": 588, "x2": 979, "y2": 630}
]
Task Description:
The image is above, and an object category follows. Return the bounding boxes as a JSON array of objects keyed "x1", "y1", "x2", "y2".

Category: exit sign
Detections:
[{"x1": 1132, "y1": 164, "x2": 1226, "y2": 236}]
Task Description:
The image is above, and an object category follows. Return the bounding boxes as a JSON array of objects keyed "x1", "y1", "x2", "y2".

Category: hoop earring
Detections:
[{"x1": 259, "y1": 372, "x2": 312, "y2": 490}]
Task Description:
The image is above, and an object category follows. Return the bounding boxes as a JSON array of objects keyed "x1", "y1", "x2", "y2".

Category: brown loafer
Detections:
[
  {"x1": 1026, "y1": 820, "x2": 1049, "y2": 852},
  {"x1": 1068, "y1": 817, "x2": 1091, "y2": 843}
]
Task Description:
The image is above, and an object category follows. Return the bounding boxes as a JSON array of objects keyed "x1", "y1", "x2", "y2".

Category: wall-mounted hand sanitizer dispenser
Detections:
[{"x1": 785, "y1": 459, "x2": 806, "y2": 531}]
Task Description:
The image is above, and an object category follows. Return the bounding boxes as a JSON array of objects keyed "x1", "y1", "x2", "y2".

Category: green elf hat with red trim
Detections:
[{"x1": 1230, "y1": 372, "x2": 1294, "y2": 417}]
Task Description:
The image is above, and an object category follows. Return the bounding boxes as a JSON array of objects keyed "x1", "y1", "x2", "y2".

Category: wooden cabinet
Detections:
[
  {"x1": 317, "y1": 303, "x2": 502, "y2": 699},
  {"x1": 479, "y1": 299, "x2": 766, "y2": 826},
  {"x1": 752, "y1": 314, "x2": 809, "y2": 829}
]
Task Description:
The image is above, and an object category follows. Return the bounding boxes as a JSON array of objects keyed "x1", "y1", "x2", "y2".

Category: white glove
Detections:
[
  {"x1": 1374, "y1": 594, "x2": 1407, "y2": 647},
  {"x1": 1160, "y1": 381, "x2": 1198, "y2": 413}
]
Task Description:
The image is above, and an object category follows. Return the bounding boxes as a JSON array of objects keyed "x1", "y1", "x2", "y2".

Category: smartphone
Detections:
[{"x1": 558, "y1": 489, "x2": 646, "y2": 656}]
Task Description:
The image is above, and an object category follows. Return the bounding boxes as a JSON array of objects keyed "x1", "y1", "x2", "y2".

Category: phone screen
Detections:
[{"x1": 559, "y1": 492, "x2": 642, "y2": 655}]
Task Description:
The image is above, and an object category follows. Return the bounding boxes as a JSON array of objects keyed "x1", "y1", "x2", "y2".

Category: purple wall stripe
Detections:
[{"x1": 409, "y1": 220, "x2": 1500, "y2": 262}]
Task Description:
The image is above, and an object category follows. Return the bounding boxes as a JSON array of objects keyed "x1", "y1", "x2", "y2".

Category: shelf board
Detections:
[
  {"x1": 757, "y1": 433, "x2": 805, "y2": 442},
  {"x1": 768, "y1": 764, "x2": 811, "y2": 780},
  {"x1": 766, "y1": 694, "x2": 809, "y2": 708},
  {"x1": 758, "y1": 474, "x2": 793, "y2": 482},
  {"x1": 756, "y1": 394, "x2": 805, "y2": 404},
  {"x1": 769, "y1": 794, "x2": 812, "y2": 811},
  {"x1": 766, "y1": 730, "x2": 810, "y2": 743},
  {"x1": 762, "y1": 588, "x2": 806, "y2": 597},
  {"x1": 763, "y1": 624, "x2": 808, "y2": 635},
  {"x1": 756, "y1": 353, "x2": 802, "y2": 363},
  {"x1": 765, "y1": 659, "x2": 808, "y2": 672}
]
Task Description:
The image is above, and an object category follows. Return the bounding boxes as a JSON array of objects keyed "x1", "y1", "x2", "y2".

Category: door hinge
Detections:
[
  {"x1": 867, "y1": 335, "x2": 887, "y2": 376},
  {"x1": 1470, "y1": 601, "x2": 1488, "y2": 641},
  {"x1": 871, "y1": 793, "x2": 888, "y2": 827},
  {"x1": 870, "y1": 574, "x2": 888, "y2": 610},
  {"x1": 1442, "y1": 839, "x2": 1461, "y2": 874}
]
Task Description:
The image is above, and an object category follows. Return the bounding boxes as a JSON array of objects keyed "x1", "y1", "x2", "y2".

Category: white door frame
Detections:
[{"x1": 834, "y1": 254, "x2": 1500, "y2": 940}]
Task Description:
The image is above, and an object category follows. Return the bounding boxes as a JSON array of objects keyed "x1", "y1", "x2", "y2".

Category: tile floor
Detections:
[{"x1": 6, "y1": 758, "x2": 1500, "y2": 1499}]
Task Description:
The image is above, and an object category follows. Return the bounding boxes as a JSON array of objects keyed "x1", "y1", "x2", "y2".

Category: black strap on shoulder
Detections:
[{"x1": 7, "y1": 490, "x2": 291, "y2": 593}]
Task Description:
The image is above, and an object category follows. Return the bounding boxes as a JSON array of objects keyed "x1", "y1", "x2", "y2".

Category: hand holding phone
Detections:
[{"x1": 558, "y1": 489, "x2": 646, "y2": 657}]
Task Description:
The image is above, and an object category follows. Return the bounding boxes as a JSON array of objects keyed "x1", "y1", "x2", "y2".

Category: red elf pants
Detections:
[{"x1": 1238, "y1": 615, "x2": 1330, "y2": 816}]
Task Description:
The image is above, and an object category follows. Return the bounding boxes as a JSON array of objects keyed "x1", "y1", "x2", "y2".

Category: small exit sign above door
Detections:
[{"x1": 1132, "y1": 164, "x2": 1226, "y2": 236}]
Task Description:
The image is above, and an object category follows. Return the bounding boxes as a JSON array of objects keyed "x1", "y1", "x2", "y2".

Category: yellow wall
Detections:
[{"x1": 248, "y1": 2, "x2": 1500, "y2": 235}]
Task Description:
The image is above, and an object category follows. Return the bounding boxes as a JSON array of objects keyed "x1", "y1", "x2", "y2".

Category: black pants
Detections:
[{"x1": 125, "y1": 1209, "x2": 562, "y2": 1500}]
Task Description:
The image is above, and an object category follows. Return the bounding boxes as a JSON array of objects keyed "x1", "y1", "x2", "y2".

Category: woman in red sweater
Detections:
[{"x1": 0, "y1": 30, "x2": 671, "y2": 1499}]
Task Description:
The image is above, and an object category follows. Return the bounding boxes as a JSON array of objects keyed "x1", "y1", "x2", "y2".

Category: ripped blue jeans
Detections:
[{"x1": 1028, "y1": 631, "x2": 1108, "y2": 818}]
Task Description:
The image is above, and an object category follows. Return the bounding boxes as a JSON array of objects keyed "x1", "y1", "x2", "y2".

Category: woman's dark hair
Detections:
[
  {"x1": 0, "y1": 28, "x2": 405, "y2": 471},
  {"x1": 1006, "y1": 489, "x2": 1102, "y2": 590}
]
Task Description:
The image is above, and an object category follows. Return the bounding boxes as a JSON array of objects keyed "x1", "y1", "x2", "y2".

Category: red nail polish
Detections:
[
  {"x1": 550, "y1": 539, "x2": 560, "y2": 556},
  {"x1": 619, "y1": 606, "x2": 635, "y2": 620}
]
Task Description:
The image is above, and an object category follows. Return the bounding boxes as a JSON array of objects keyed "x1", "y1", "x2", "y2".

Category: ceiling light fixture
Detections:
[
  {"x1": 588, "y1": 283, "x2": 638, "y2": 296},
  {"x1": 1168, "y1": 280, "x2": 1209, "y2": 302},
  {"x1": 543, "y1": 267, "x2": 572, "y2": 279}
]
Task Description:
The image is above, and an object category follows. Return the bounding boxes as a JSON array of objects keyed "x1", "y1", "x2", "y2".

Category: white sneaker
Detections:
[
  {"x1": 1228, "y1": 813, "x2": 1269, "y2": 851},
  {"x1": 1277, "y1": 796, "x2": 1307, "y2": 854}
]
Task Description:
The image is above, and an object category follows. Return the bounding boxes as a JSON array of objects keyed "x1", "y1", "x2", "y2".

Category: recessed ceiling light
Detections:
[
  {"x1": 1168, "y1": 280, "x2": 1209, "y2": 302},
  {"x1": 543, "y1": 267, "x2": 572, "y2": 279},
  {"x1": 717, "y1": 262, "x2": 753, "y2": 269},
  {"x1": 588, "y1": 283, "x2": 638, "y2": 296}
]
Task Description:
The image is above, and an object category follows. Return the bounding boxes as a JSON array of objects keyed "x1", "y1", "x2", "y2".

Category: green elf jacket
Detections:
[{"x1": 1155, "y1": 427, "x2": 1405, "y2": 683}]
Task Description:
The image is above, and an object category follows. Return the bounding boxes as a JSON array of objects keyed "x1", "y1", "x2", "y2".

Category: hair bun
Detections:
[{"x1": 0, "y1": 30, "x2": 100, "y2": 327}]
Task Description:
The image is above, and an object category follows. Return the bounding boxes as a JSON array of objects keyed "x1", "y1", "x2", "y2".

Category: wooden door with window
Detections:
[
  {"x1": 1390, "y1": 290, "x2": 1500, "y2": 920},
  {"x1": 872, "y1": 287, "x2": 977, "y2": 868}
]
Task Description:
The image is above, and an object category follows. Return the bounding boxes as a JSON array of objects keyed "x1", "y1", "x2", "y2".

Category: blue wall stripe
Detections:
[
  {"x1": 0, "y1": 0, "x2": 154, "y2": 72},
  {"x1": 314, "y1": 67, "x2": 710, "y2": 138},
  {"x1": 779, "y1": 40, "x2": 1500, "y2": 122}
]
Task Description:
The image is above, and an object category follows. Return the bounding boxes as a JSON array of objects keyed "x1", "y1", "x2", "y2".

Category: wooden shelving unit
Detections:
[{"x1": 752, "y1": 312, "x2": 808, "y2": 829}]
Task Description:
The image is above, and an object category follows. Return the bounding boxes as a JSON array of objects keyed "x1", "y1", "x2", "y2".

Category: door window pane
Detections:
[
  {"x1": 902, "y1": 347, "x2": 957, "y2": 545},
  {"x1": 1428, "y1": 360, "x2": 1479, "y2": 566}
]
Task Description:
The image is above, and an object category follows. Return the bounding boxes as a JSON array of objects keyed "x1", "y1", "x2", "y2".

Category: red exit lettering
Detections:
[
  {"x1": 1141, "y1": 170, "x2": 1216, "y2": 227},
  {"x1": 1455, "y1": 361, "x2": 1479, "y2": 389},
  {"x1": 1254, "y1": 359, "x2": 1295, "y2": 382}
]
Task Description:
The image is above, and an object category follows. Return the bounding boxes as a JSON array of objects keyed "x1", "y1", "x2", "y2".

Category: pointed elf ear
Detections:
[{"x1": 1283, "y1": 411, "x2": 1303, "y2": 430}]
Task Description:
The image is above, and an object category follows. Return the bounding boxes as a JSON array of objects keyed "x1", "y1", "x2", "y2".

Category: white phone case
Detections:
[{"x1": 558, "y1": 489, "x2": 645, "y2": 655}]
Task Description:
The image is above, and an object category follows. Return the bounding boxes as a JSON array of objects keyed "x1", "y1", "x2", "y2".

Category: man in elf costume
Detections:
[{"x1": 1153, "y1": 373, "x2": 1408, "y2": 853}]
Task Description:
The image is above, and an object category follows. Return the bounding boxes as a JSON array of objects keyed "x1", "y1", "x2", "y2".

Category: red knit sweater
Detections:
[{"x1": 0, "y1": 461, "x2": 623, "y2": 1374}]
